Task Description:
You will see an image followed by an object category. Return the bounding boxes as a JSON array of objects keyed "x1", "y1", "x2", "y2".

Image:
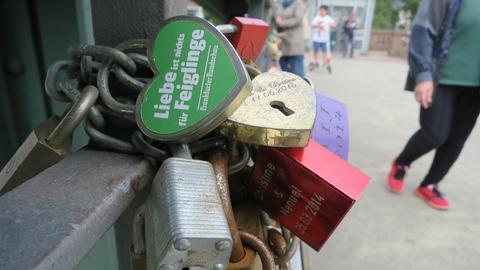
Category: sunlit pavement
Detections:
[{"x1": 302, "y1": 52, "x2": 480, "y2": 270}]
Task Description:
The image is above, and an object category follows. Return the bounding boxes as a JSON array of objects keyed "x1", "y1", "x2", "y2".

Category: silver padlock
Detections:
[{"x1": 145, "y1": 144, "x2": 232, "y2": 270}]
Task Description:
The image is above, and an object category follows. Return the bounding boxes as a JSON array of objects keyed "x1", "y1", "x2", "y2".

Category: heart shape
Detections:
[
  {"x1": 136, "y1": 16, "x2": 251, "y2": 143},
  {"x1": 220, "y1": 71, "x2": 316, "y2": 147}
]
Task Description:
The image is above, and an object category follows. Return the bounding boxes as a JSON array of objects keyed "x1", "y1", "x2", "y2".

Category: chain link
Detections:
[
  {"x1": 47, "y1": 39, "x2": 227, "y2": 159},
  {"x1": 44, "y1": 37, "x2": 299, "y2": 268}
]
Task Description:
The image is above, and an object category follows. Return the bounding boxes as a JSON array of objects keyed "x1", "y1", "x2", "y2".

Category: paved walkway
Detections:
[{"x1": 303, "y1": 53, "x2": 480, "y2": 270}]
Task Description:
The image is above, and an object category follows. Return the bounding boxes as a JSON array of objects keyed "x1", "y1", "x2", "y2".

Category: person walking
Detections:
[
  {"x1": 309, "y1": 5, "x2": 336, "y2": 74},
  {"x1": 387, "y1": 0, "x2": 480, "y2": 210},
  {"x1": 275, "y1": 0, "x2": 307, "y2": 77},
  {"x1": 341, "y1": 11, "x2": 357, "y2": 58}
]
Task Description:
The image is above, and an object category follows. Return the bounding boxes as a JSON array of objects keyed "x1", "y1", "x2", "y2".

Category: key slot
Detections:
[{"x1": 270, "y1": 101, "x2": 294, "y2": 116}]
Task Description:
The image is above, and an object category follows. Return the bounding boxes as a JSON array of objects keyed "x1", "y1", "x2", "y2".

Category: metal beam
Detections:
[
  {"x1": 90, "y1": 0, "x2": 187, "y2": 46},
  {"x1": 0, "y1": 149, "x2": 155, "y2": 270}
]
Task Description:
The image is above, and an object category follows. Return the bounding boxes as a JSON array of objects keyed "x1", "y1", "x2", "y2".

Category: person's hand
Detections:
[
  {"x1": 275, "y1": 36, "x2": 282, "y2": 45},
  {"x1": 414, "y1": 81, "x2": 434, "y2": 109},
  {"x1": 276, "y1": 17, "x2": 284, "y2": 27}
]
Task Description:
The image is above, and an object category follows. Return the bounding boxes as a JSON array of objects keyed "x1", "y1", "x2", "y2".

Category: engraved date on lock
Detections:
[
  {"x1": 245, "y1": 78, "x2": 297, "y2": 105},
  {"x1": 294, "y1": 193, "x2": 325, "y2": 235}
]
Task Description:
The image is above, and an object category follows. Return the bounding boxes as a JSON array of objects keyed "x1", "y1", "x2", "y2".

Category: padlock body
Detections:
[
  {"x1": 226, "y1": 17, "x2": 269, "y2": 61},
  {"x1": 145, "y1": 157, "x2": 232, "y2": 270},
  {"x1": 136, "y1": 16, "x2": 252, "y2": 143},
  {"x1": 0, "y1": 117, "x2": 70, "y2": 194},
  {"x1": 249, "y1": 140, "x2": 369, "y2": 251},
  {"x1": 220, "y1": 72, "x2": 316, "y2": 147},
  {"x1": 312, "y1": 93, "x2": 350, "y2": 160}
]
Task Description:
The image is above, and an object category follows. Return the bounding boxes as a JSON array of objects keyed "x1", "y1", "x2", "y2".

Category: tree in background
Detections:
[
  {"x1": 373, "y1": 0, "x2": 396, "y2": 29},
  {"x1": 373, "y1": 0, "x2": 420, "y2": 29},
  {"x1": 403, "y1": 0, "x2": 421, "y2": 14}
]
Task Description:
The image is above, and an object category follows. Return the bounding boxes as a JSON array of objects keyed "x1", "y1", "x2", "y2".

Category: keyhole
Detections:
[{"x1": 270, "y1": 101, "x2": 294, "y2": 116}]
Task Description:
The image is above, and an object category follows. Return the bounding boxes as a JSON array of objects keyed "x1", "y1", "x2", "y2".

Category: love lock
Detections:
[
  {"x1": 217, "y1": 17, "x2": 270, "y2": 62},
  {"x1": 136, "y1": 16, "x2": 252, "y2": 143},
  {"x1": 249, "y1": 139, "x2": 370, "y2": 251},
  {"x1": 145, "y1": 145, "x2": 232, "y2": 270},
  {"x1": 220, "y1": 71, "x2": 316, "y2": 147}
]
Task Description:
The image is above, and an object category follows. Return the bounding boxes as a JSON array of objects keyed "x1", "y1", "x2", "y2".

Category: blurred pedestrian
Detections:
[
  {"x1": 309, "y1": 5, "x2": 336, "y2": 74},
  {"x1": 275, "y1": 0, "x2": 307, "y2": 77},
  {"x1": 341, "y1": 11, "x2": 357, "y2": 58},
  {"x1": 387, "y1": 0, "x2": 480, "y2": 211}
]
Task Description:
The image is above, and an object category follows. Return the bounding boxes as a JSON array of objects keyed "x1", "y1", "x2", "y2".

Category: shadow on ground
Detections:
[{"x1": 303, "y1": 52, "x2": 480, "y2": 270}]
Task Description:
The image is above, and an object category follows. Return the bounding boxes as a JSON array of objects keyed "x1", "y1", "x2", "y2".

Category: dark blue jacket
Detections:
[{"x1": 405, "y1": 0, "x2": 463, "y2": 91}]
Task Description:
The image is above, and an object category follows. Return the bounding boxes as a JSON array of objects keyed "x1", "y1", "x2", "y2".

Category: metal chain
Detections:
[
  {"x1": 46, "y1": 39, "x2": 229, "y2": 159},
  {"x1": 44, "y1": 38, "x2": 299, "y2": 269}
]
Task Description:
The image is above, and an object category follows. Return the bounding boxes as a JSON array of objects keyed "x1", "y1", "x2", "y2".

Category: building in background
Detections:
[{"x1": 309, "y1": 0, "x2": 376, "y2": 53}]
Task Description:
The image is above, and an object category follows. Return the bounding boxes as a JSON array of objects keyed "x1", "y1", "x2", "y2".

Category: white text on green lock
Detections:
[{"x1": 153, "y1": 29, "x2": 206, "y2": 123}]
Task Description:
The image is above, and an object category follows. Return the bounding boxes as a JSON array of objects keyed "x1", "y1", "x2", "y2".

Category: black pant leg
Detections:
[
  {"x1": 396, "y1": 86, "x2": 457, "y2": 166},
  {"x1": 421, "y1": 88, "x2": 480, "y2": 186},
  {"x1": 349, "y1": 36, "x2": 354, "y2": 57}
]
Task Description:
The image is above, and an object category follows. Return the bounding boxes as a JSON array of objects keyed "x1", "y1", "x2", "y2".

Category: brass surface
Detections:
[
  {"x1": 0, "y1": 117, "x2": 70, "y2": 194},
  {"x1": 219, "y1": 71, "x2": 316, "y2": 147}
]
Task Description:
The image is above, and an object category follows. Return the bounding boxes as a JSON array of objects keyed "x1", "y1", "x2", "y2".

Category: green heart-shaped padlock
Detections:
[{"x1": 136, "y1": 16, "x2": 252, "y2": 143}]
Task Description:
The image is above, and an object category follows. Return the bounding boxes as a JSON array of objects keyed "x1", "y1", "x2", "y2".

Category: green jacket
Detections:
[{"x1": 405, "y1": 0, "x2": 463, "y2": 90}]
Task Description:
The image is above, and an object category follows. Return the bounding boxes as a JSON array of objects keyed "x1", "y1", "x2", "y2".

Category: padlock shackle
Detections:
[
  {"x1": 239, "y1": 231, "x2": 275, "y2": 270},
  {"x1": 46, "y1": 64, "x2": 107, "y2": 130},
  {"x1": 44, "y1": 60, "x2": 75, "y2": 103},
  {"x1": 267, "y1": 228, "x2": 288, "y2": 257},
  {"x1": 275, "y1": 235, "x2": 300, "y2": 265},
  {"x1": 169, "y1": 144, "x2": 192, "y2": 159},
  {"x1": 47, "y1": 85, "x2": 98, "y2": 147},
  {"x1": 59, "y1": 84, "x2": 107, "y2": 130},
  {"x1": 216, "y1": 24, "x2": 238, "y2": 35},
  {"x1": 208, "y1": 150, "x2": 246, "y2": 263},
  {"x1": 245, "y1": 63, "x2": 261, "y2": 79}
]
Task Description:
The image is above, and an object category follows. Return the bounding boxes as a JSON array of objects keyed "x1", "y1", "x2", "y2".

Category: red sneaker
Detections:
[
  {"x1": 387, "y1": 159, "x2": 408, "y2": 193},
  {"x1": 415, "y1": 185, "x2": 450, "y2": 210}
]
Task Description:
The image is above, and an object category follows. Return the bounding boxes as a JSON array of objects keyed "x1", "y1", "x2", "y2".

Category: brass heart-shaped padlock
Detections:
[{"x1": 219, "y1": 71, "x2": 316, "y2": 147}]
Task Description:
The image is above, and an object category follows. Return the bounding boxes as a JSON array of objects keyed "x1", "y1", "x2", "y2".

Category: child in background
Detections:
[
  {"x1": 310, "y1": 5, "x2": 336, "y2": 73},
  {"x1": 341, "y1": 11, "x2": 357, "y2": 58}
]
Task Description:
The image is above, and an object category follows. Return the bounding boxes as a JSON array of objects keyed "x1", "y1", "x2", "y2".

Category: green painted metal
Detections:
[
  {"x1": 0, "y1": 1, "x2": 123, "y2": 269},
  {"x1": 76, "y1": 0, "x2": 95, "y2": 45},
  {"x1": 0, "y1": 65, "x2": 18, "y2": 166},
  {"x1": 0, "y1": 0, "x2": 49, "y2": 164},
  {"x1": 0, "y1": 1, "x2": 193, "y2": 269},
  {"x1": 34, "y1": 0, "x2": 89, "y2": 151},
  {"x1": 75, "y1": 227, "x2": 121, "y2": 270}
]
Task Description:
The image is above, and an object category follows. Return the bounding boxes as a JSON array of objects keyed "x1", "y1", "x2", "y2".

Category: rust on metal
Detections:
[
  {"x1": 239, "y1": 230, "x2": 275, "y2": 270},
  {"x1": 209, "y1": 149, "x2": 246, "y2": 263},
  {"x1": 267, "y1": 228, "x2": 288, "y2": 257},
  {"x1": 227, "y1": 246, "x2": 257, "y2": 270}
]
